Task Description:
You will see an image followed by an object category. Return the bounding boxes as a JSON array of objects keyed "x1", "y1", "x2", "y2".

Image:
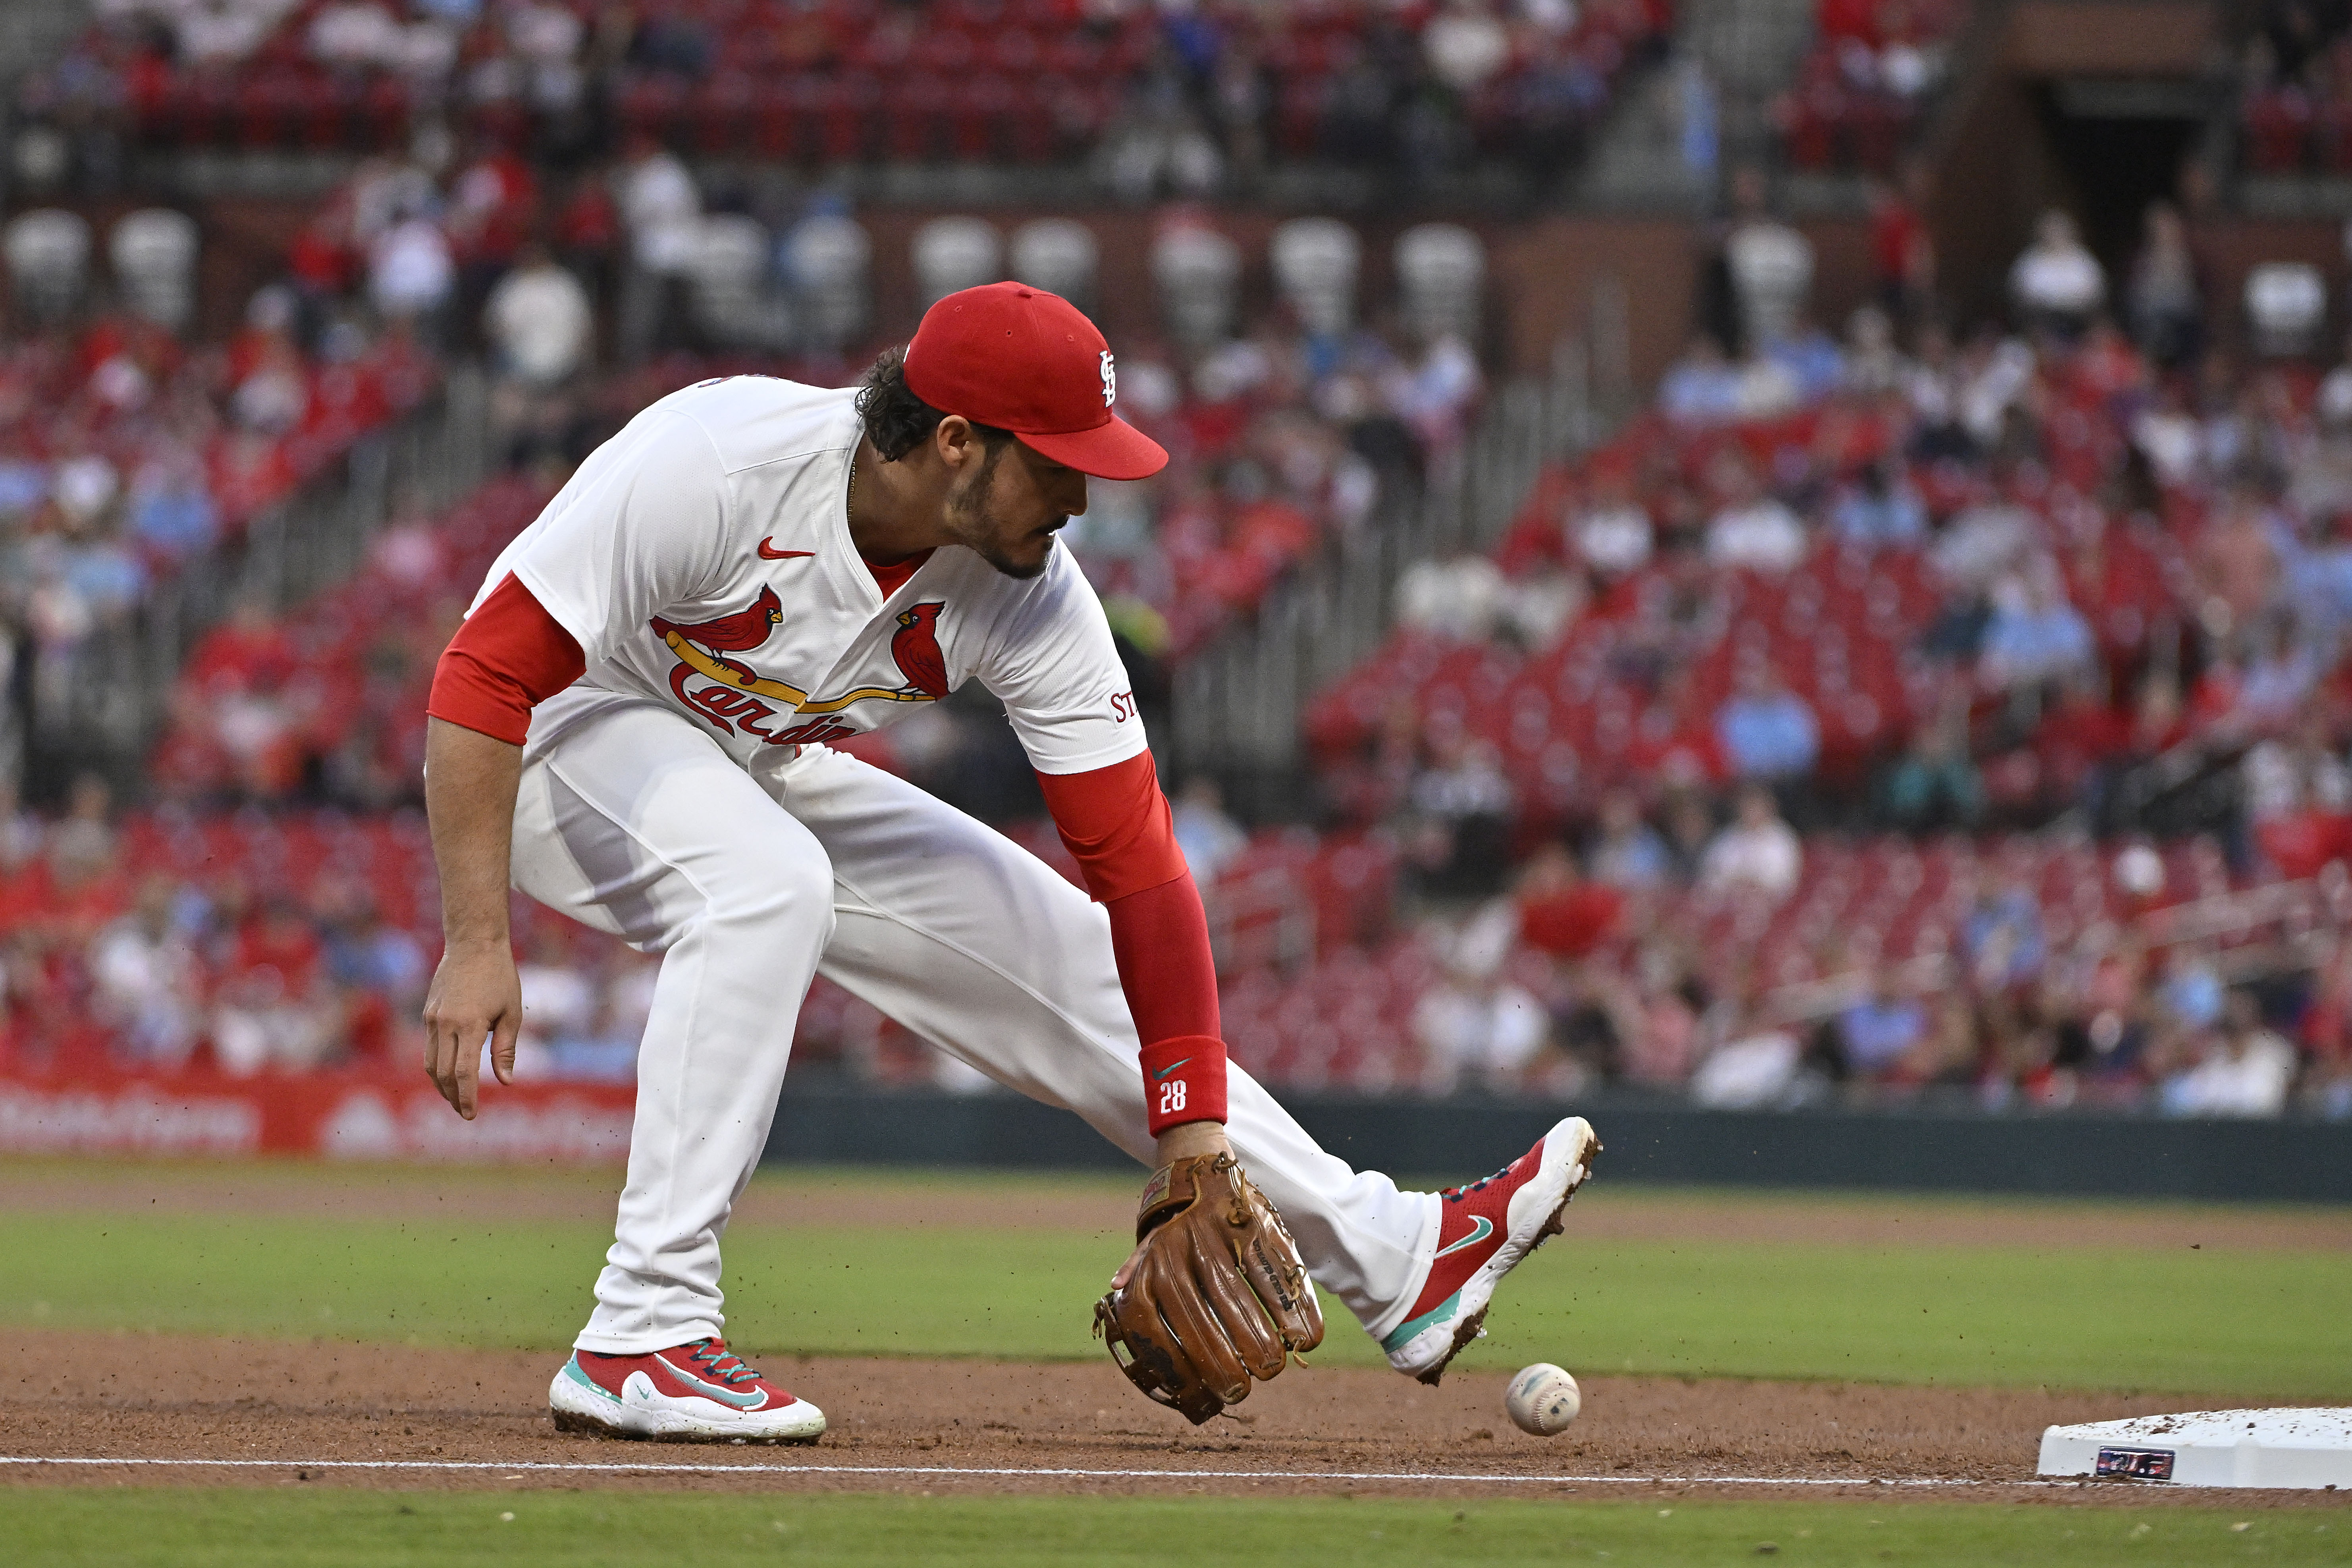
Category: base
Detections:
[{"x1": 2038, "y1": 1408, "x2": 2352, "y2": 1489}]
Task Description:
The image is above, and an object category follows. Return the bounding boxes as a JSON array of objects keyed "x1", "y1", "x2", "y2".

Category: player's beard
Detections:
[{"x1": 942, "y1": 441, "x2": 1062, "y2": 581}]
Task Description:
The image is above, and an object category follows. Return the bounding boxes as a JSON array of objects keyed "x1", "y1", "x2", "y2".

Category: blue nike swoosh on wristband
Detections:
[{"x1": 1152, "y1": 1058, "x2": 1193, "y2": 1080}]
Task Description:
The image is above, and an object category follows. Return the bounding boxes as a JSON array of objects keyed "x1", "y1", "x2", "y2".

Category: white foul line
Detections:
[{"x1": 0, "y1": 1456, "x2": 2059, "y2": 1489}]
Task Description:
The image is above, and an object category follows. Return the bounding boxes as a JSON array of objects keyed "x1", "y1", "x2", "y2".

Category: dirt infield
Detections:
[
  {"x1": 7, "y1": 1164, "x2": 2347, "y2": 1506},
  {"x1": 6, "y1": 1328, "x2": 2340, "y2": 1507}
]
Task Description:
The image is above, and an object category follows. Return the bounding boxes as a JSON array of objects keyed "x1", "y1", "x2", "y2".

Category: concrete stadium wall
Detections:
[{"x1": 762, "y1": 1085, "x2": 2352, "y2": 1204}]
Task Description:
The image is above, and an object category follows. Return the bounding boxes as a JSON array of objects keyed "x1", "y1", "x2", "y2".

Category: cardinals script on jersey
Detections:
[{"x1": 470, "y1": 375, "x2": 1146, "y2": 773}]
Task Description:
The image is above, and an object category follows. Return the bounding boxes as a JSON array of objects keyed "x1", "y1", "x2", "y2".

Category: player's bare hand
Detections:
[{"x1": 421, "y1": 937, "x2": 522, "y2": 1121}]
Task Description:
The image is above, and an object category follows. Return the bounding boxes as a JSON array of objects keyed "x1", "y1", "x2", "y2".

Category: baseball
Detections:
[{"x1": 1504, "y1": 1363, "x2": 1583, "y2": 1435}]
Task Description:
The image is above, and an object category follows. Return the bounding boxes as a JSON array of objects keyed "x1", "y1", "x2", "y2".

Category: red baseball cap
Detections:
[{"x1": 902, "y1": 282, "x2": 1169, "y2": 482}]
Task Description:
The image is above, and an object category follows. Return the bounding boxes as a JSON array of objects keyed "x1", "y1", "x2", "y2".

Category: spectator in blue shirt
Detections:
[
  {"x1": 1830, "y1": 459, "x2": 1927, "y2": 546},
  {"x1": 1979, "y1": 561, "x2": 2094, "y2": 692},
  {"x1": 1764, "y1": 316, "x2": 1845, "y2": 404},
  {"x1": 0, "y1": 458, "x2": 47, "y2": 520},
  {"x1": 1588, "y1": 787, "x2": 1673, "y2": 891},
  {"x1": 1838, "y1": 968, "x2": 1928, "y2": 1077},
  {"x1": 1716, "y1": 661, "x2": 1820, "y2": 781},
  {"x1": 130, "y1": 455, "x2": 221, "y2": 561},
  {"x1": 1962, "y1": 882, "x2": 2047, "y2": 991},
  {"x1": 60, "y1": 505, "x2": 148, "y2": 617},
  {"x1": 1660, "y1": 334, "x2": 1745, "y2": 425}
]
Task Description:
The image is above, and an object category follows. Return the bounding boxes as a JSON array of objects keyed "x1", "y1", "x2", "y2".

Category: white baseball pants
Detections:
[{"x1": 509, "y1": 690, "x2": 1440, "y2": 1355}]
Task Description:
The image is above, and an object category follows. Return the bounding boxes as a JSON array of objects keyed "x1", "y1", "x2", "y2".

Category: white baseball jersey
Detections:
[{"x1": 472, "y1": 376, "x2": 1149, "y2": 776}]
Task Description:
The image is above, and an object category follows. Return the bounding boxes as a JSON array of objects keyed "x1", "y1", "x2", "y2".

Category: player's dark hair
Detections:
[{"x1": 856, "y1": 345, "x2": 1014, "y2": 462}]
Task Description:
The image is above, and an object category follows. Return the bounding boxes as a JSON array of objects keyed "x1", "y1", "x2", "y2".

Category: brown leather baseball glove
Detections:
[{"x1": 1093, "y1": 1151, "x2": 1324, "y2": 1424}]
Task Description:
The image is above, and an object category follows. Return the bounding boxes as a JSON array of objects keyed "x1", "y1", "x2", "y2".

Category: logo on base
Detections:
[{"x1": 2094, "y1": 1446, "x2": 2176, "y2": 1481}]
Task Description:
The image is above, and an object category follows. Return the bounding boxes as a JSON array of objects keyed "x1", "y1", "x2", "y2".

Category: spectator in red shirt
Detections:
[
  {"x1": 448, "y1": 134, "x2": 542, "y2": 339},
  {"x1": 2032, "y1": 674, "x2": 2134, "y2": 808},
  {"x1": 1513, "y1": 841, "x2": 1627, "y2": 960},
  {"x1": 553, "y1": 168, "x2": 621, "y2": 301},
  {"x1": 231, "y1": 896, "x2": 324, "y2": 992},
  {"x1": 1818, "y1": 0, "x2": 1883, "y2": 44},
  {"x1": 208, "y1": 430, "x2": 301, "y2": 528},
  {"x1": 183, "y1": 593, "x2": 300, "y2": 695},
  {"x1": 178, "y1": 594, "x2": 312, "y2": 800},
  {"x1": 286, "y1": 213, "x2": 358, "y2": 334},
  {"x1": 1628, "y1": 666, "x2": 1730, "y2": 789},
  {"x1": 1866, "y1": 164, "x2": 1935, "y2": 323},
  {"x1": 2244, "y1": 709, "x2": 2352, "y2": 878}
]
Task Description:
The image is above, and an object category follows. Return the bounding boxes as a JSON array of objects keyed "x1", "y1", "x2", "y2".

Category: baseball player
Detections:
[{"x1": 420, "y1": 282, "x2": 1599, "y2": 1442}]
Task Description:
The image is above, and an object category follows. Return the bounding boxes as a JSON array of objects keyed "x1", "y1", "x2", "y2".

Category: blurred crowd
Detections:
[
  {"x1": 2240, "y1": 0, "x2": 2352, "y2": 176},
  {"x1": 1774, "y1": 0, "x2": 1959, "y2": 176},
  {"x1": 1054, "y1": 214, "x2": 1486, "y2": 658},
  {"x1": 1386, "y1": 824, "x2": 2352, "y2": 1119},
  {"x1": 0, "y1": 783, "x2": 436, "y2": 1076},
  {"x1": 152, "y1": 477, "x2": 550, "y2": 806},
  {"x1": 17, "y1": 0, "x2": 1671, "y2": 200},
  {"x1": 17, "y1": 0, "x2": 2352, "y2": 1117},
  {"x1": 1292, "y1": 166, "x2": 2352, "y2": 1118},
  {"x1": 109, "y1": 186, "x2": 1487, "y2": 814},
  {"x1": 0, "y1": 199, "x2": 434, "y2": 788},
  {"x1": 0, "y1": 778, "x2": 669, "y2": 1083},
  {"x1": 9, "y1": 759, "x2": 2351, "y2": 1117},
  {"x1": 6, "y1": 71, "x2": 1494, "y2": 804}
]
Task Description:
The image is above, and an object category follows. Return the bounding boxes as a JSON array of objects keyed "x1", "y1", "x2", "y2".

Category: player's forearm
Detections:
[
  {"x1": 1108, "y1": 876, "x2": 1229, "y2": 1134},
  {"x1": 1105, "y1": 874, "x2": 1220, "y2": 1043},
  {"x1": 424, "y1": 716, "x2": 524, "y2": 945},
  {"x1": 1033, "y1": 755, "x2": 1232, "y2": 1134}
]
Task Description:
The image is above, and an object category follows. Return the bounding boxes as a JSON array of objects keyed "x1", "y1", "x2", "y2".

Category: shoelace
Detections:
[
  {"x1": 686, "y1": 1339, "x2": 762, "y2": 1387},
  {"x1": 1442, "y1": 1162, "x2": 1513, "y2": 1203}
]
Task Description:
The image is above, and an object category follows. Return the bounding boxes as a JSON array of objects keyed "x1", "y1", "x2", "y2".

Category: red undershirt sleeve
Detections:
[
  {"x1": 427, "y1": 573, "x2": 588, "y2": 746},
  {"x1": 1035, "y1": 753, "x2": 1227, "y2": 1132}
]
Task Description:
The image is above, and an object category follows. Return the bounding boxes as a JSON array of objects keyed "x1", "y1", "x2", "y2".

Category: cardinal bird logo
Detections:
[
  {"x1": 650, "y1": 585, "x2": 782, "y2": 686},
  {"x1": 891, "y1": 602, "x2": 949, "y2": 699}
]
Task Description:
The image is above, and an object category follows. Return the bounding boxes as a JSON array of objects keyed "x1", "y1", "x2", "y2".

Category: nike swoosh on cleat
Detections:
[
  {"x1": 648, "y1": 1354, "x2": 770, "y2": 1410},
  {"x1": 1431, "y1": 1215, "x2": 1494, "y2": 1260},
  {"x1": 1152, "y1": 1058, "x2": 1193, "y2": 1080},
  {"x1": 758, "y1": 540, "x2": 815, "y2": 559}
]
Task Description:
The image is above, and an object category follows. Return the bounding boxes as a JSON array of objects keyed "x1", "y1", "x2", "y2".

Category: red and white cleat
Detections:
[
  {"x1": 1381, "y1": 1115, "x2": 1601, "y2": 1384},
  {"x1": 549, "y1": 1339, "x2": 827, "y2": 1444}
]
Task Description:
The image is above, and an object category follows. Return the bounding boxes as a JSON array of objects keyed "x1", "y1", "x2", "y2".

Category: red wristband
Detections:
[{"x1": 1139, "y1": 1034, "x2": 1228, "y2": 1135}]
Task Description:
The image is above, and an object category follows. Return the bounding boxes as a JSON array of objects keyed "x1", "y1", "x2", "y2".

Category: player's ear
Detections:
[{"x1": 933, "y1": 415, "x2": 980, "y2": 471}]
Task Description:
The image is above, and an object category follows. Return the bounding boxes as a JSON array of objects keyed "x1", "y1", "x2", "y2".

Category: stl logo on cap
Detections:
[{"x1": 903, "y1": 282, "x2": 1166, "y2": 481}]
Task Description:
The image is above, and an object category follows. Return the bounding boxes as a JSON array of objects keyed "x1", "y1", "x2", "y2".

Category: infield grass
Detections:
[
  {"x1": 2, "y1": 1165, "x2": 2347, "y2": 1398},
  {"x1": 8, "y1": 1489, "x2": 2350, "y2": 1568}
]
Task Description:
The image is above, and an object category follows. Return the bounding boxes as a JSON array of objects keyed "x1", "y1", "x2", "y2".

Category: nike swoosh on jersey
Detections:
[
  {"x1": 1152, "y1": 1058, "x2": 1193, "y2": 1080},
  {"x1": 1431, "y1": 1215, "x2": 1494, "y2": 1260},
  {"x1": 758, "y1": 539, "x2": 816, "y2": 559}
]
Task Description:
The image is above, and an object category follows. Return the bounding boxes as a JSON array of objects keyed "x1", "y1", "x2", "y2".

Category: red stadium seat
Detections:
[{"x1": 2244, "y1": 89, "x2": 2313, "y2": 174}]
